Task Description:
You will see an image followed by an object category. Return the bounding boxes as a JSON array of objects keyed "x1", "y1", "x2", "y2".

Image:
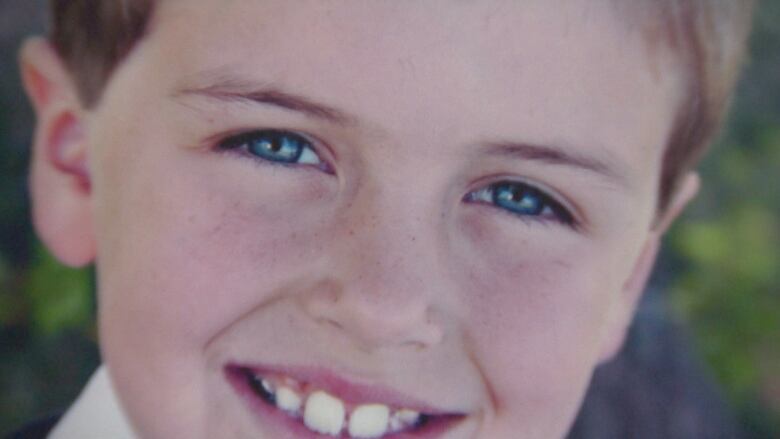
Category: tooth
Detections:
[
  {"x1": 304, "y1": 391, "x2": 345, "y2": 436},
  {"x1": 348, "y1": 404, "x2": 390, "y2": 438},
  {"x1": 275, "y1": 386, "x2": 302, "y2": 414},
  {"x1": 389, "y1": 409, "x2": 421, "y2": 432},
  {"x1": 248, "y1": 374, "x2": 276, "y2": 404},
  {"x1": 261, "y1": 379, "x2": 274, "y2": 395}
]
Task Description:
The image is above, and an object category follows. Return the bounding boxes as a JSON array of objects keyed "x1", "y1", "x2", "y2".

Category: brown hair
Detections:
[
  {"x1": 48, "y1": 0, "x2": 153, "y2": 107},
  {"x1": 47, "y1": 0, "x2": 754, "y2": 214},
  {"x1": 624, "y1": 0, "x2": 756, "y2": 212}
]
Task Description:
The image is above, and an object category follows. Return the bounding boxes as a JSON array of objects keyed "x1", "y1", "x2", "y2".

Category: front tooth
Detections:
[
  {"x1": 275, "y1": 386, "x2": 302, "y2": 414},
  {"x1": 349, "y1": 404, "x2": 390, "y2": 438},
  {"x1": 304, "y1": 391, "x2": 345, "y2": 436},
  {"x1": 389, "y1": 409, "x2": 421, "y2": 432}
]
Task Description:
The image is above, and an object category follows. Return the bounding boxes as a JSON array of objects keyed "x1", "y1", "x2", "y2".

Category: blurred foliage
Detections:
[
  {"x1": 23, "y1": 244, "x2": 94, "y2": 336},
  {"x1": 669, "y1": 136, "x2": 780, "y2": 436},
  {"x1": 666, "y1": 1, "x2": 780, "y2": 436}
]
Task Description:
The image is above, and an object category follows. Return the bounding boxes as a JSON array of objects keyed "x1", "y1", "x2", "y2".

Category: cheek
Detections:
[
  {"x1": 96, "y1": 144, "x2": 333, "y2": 357},
  {"x1": 454, "y1": 210, "x2": 619, "y2": 416}
]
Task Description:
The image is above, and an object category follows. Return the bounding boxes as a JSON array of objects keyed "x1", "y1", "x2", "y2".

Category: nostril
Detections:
[{"x1": 404, "y1": 314, "x2": 445, "y2": 349}]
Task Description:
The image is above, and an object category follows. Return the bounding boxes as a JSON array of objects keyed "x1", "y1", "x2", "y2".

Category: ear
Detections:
[
  {"x1": 597, "y1": 173, "x2": 700, "y2": 363},
  {"x1": 20, "y1": 37, "x2": 96, "y2": 268}
]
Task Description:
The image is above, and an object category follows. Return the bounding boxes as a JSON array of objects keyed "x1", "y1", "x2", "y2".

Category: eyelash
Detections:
[{"x1": 216, "y1": 129, "x2": 577, "y2": 227}]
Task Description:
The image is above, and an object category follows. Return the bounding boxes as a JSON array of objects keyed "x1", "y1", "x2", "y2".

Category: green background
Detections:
[{"x1": 1, "y1": 1, "x2": 778, "y2": 437}]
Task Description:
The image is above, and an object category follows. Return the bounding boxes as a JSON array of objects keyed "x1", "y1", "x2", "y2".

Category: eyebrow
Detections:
[
  {"x1": 174, "y1": 76, "x2": 627, "y2": 186},
  {"x1": 173, "y1": 78, "x2": 356, "y2": 126},
  {"x1": 485, "y1": 141, "x2": 628, "y2": 187}
]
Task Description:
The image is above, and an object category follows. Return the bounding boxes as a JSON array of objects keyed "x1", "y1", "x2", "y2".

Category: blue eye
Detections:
[
  {"x1": 466, "y1": 181, "x2": 575, "y2": 226},
  {"x1": 217, "y1": 129, "x2": 326, "y2": 170}
]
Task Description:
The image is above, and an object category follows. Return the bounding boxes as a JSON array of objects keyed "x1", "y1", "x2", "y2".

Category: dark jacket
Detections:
[{"x1": 6, "y1": 415, "x2": 61, "y2": 439}]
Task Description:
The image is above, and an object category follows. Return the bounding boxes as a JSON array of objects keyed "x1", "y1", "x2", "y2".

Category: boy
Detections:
[{"x1": 16, "y1": 1, "x2": 753, "y2": 438}]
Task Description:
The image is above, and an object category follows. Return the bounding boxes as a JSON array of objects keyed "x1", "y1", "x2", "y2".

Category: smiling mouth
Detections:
[{"x1": 225, "y1": 364, "x2": 464, "y2": 438}]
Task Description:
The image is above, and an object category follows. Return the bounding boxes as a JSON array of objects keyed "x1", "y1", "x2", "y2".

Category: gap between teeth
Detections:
[{"x1": 257, "y1": 376, "x2": 423, "y2": 438}]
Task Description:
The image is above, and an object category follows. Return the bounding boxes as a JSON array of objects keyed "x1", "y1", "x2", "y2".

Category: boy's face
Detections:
[{"x1": 30, "y1": 1, "x2": 691, "y2": 438}]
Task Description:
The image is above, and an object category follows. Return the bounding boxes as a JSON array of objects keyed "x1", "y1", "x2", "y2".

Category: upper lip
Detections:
[{"x1": 226, "y1": 361, "x2": 465, "y2": 415}]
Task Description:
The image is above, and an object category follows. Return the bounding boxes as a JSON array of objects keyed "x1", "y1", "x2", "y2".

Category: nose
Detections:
[{"x1": 300, "y1": 185, "x2": 447, "y2": 351}]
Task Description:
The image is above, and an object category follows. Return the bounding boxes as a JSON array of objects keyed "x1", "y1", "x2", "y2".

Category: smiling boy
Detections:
[{"x1": 17, "y1": 1, "x2": 754, "y2": 438}]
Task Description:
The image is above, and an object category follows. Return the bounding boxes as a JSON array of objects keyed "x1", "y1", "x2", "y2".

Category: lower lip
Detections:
[{"x1": 224, "y1": 365, "x2": 463, "y2": 438}]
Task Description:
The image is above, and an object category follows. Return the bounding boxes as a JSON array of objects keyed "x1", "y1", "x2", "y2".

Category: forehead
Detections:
[{"x1": 130, "y1": 0, "x2": 683, "y2": 185}]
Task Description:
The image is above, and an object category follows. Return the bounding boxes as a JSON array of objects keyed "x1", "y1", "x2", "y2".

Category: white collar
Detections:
[{"x1": 48, "y1": 365, "x2": 137, "y2": 439}]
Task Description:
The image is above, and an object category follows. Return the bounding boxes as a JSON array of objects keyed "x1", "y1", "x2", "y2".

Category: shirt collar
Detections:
[{"x1": 48, "y1": 365, "x2": 136, "y2": 439}]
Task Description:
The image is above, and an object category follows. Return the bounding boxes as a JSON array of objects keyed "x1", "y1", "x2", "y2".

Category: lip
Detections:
[{"x1": 225, "y1": 363, "x2": 466, "y2": 438}]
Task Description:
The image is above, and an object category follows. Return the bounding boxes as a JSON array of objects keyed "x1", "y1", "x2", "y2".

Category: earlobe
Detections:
[
  {"x1": 597, "y1": 172, "x2": 700, "y2": 363},
  {"x1": 21, "y1": 37, "x2": 96, "y2": 268}
]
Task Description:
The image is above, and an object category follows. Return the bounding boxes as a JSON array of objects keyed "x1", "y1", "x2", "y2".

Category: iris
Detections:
[
  {"x1": 494, "y1": 182, "x2": 546, "y2": 216},
  {"x1": 248, "y1": 131, "x2": 306, "y2": 163}
]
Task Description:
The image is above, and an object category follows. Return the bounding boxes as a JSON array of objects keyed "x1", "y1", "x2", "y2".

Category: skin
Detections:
[{"x1": 21, "y1": 1, "x2": 700, "y2": 438}]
